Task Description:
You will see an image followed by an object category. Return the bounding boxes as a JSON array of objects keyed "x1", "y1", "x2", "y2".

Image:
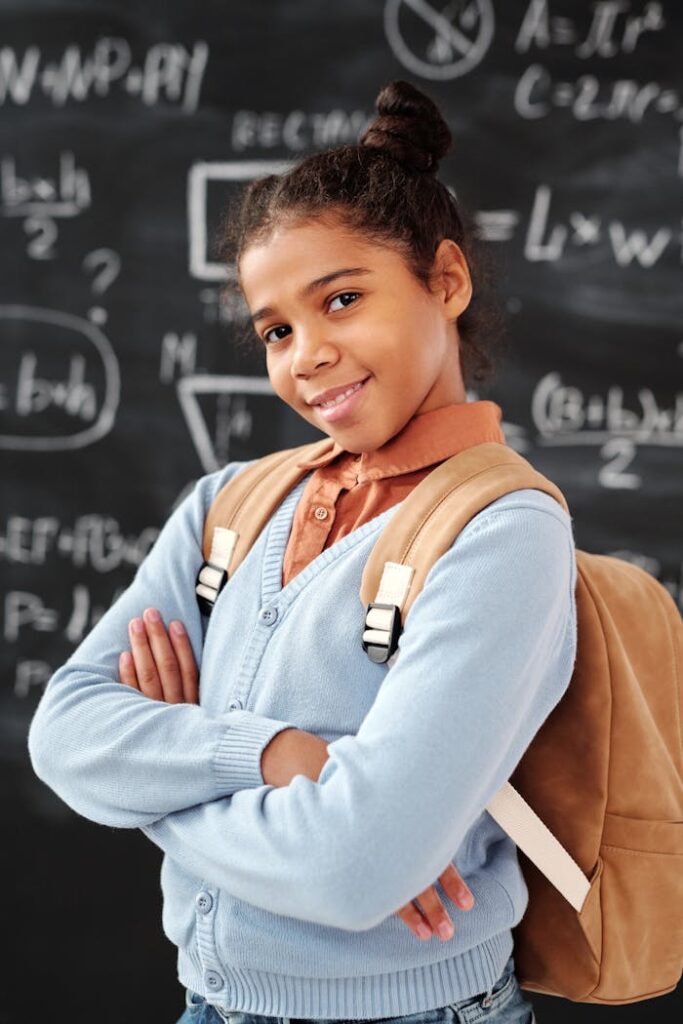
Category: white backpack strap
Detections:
[
  {"x1": 486, "y1": 783, "x2": 591, "y2": 912},
  {"x1": 361, "y1": 561, "x2": 414, "y2": 665},
  {"x1": 195, "y1": 527, "x2": 238, "y2": 616}
]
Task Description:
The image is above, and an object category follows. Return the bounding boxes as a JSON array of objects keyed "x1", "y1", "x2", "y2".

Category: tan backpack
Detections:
[{"x1": 195, "y1": 438, "x2": 683, "y2": 1006}]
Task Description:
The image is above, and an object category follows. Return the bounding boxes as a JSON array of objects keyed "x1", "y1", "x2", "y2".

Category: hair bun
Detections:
[{"x1": 359, "y1": 80, "x2": 452, "y2": 175}]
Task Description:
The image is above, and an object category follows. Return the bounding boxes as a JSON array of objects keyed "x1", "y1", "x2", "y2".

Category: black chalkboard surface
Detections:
[{"x1": 2, "y1": 2, "x2": 681, "y2": 1022}]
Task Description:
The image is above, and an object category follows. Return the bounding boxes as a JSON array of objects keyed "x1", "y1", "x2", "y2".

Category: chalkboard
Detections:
[{"x1": 2, "y1": 2, "x2": 681, "y2": 1022}]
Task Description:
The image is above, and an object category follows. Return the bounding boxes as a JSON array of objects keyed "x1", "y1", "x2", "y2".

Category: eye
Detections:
[
  {"x1": 262, "y1": 324, "x2": 290, "y2": 344},
  {"x1": 328, "y1": 290, "x2": 360, "y2": 311},
  {"x1": 261, "y1": 291, "x2": 361, "y2": 345}
]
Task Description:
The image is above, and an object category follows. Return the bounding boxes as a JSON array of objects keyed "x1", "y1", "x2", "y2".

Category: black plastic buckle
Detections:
[
  {"x1": 361, "y1": 601, "x2": 402, "y2": 664},
  {"x1": 195, "y1": 561, "x2": 229, "y2": 618}
]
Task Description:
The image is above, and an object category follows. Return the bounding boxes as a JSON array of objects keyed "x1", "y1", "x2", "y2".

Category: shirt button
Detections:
[
  {"x1": 195, "y1": 891, "x2": 213, "y2": 914},
  {"x1": 258, "y1": 607, "x2": 278, "y2": 624},
  {"x1": 228, "y1": 698, "x2": 242, "y2": 711},
  {"x1": 313, "y1": 506, "x2": 329, "y2": 520},
  {"x1": 204, "y1": 970, "x2": 224, "y2": 991}
]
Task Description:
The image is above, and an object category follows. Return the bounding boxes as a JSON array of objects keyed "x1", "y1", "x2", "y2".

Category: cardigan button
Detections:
[
  {"x1": 195, "y1": 891, "x2": 213, "y2": 914},
  {"x1": 259, "y1": 607, "x2": 278, "y2": 624},
  {"x1": 313, "y1": 506, "x2": 329, "y2": 520},
  {"x1": 204, "y1": 970, "x2": 224, "y2": 991}
]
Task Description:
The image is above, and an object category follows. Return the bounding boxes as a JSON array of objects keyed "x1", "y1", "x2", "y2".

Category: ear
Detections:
[{"x1": 431, "y1": 239, "x2": 472, "y2": 320}]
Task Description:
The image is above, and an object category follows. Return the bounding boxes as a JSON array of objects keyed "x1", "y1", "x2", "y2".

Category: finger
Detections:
[
  {"x1": 128, "y1": 617, "x2": 164, "y2": 701},
  {"x1": 118, "y1": 651, "x2": 140, "y2": 689},
  {"x1": 413, "y1": 884, "x2": 454, "y2": 941},
  {"x1": 395, "y1": 901, "x2": 434, "y2": 940},
  {"x1": 168, "y1": 620, "x2": 200, "y2": 704},
  {"x1": 438, "y1": 863, "x2": 475, "y2": 911},
  {"x1": 142, "y1": 607, "x2": 184, "y2": 704}
]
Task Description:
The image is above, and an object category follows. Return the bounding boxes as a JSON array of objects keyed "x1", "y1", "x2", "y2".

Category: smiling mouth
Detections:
[
  {"x1": 314, "y1": 376, "x2": 370, "y2": 422},
  {"x1": 313, "y1": 377, "x2": 368, "y2": 408}
]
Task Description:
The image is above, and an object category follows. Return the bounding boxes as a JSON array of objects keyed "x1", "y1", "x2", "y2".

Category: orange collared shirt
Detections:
[{"x1": 282, "y1": 399, "x2": 506, "y2": 587}]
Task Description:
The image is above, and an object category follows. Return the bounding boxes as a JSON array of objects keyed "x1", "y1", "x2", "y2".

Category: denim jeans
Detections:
[{"x1": 174, "y1": 955, "x2": 537, "y2": 1024}]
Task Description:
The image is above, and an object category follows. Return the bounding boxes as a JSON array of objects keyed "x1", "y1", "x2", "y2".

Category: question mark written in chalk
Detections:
[{"x1": 83, "y1": 248, "x2": 121, "y2": 295}]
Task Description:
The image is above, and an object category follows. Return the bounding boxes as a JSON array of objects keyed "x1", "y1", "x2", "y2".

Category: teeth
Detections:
[{"x1": 319, "y1": 380, "x2": 364, "y2": 408}]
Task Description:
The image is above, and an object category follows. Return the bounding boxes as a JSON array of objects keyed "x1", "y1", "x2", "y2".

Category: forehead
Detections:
[{"x1": 238, "y1": 217, "x2": 403, "y2": 289}]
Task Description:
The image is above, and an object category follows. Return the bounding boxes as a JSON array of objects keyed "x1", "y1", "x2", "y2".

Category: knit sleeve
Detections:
[
  {"x1": 27, "y1": 461, "x2": 296, "y2": 828},
  {"x1": 140, "y1": 497, "x2": 578, "y2": 930}
]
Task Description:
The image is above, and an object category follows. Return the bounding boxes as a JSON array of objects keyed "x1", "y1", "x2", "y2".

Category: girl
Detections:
[{"x1": 28, "y1": 81, "x2": 577, "y2": 1024}]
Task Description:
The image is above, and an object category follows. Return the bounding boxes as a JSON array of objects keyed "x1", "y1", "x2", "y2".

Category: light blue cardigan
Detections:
[{"x1": 28, "y1": 457, "x2": 578, "y2": 1019}]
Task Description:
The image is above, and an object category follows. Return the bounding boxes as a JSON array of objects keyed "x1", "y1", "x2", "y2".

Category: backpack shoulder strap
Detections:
[
  {"x1": 360, "y1": 441, "x2": 568, "y2": 652},
  {"x1": 360, "y1": 441, "x2": 590, "y2": 913},
  {"x1": 195, "y1": 436, "x2": 335, "y2": 614}
]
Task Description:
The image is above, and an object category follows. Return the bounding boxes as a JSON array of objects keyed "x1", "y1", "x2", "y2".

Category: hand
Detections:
[
  {"x1": 395, "y1": 864, "x2": 474, "y2": 941},
  {"x1": 118, "y1": 607, "x2": 199, "y2": 704},
  {"x1": 261, "y1": 731, "x2": 475, "y2": 941}
]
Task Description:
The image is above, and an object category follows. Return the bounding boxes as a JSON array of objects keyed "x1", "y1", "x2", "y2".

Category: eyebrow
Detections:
[{"x1": 249, "y1": 267, "x2": 373, "y2": 325}]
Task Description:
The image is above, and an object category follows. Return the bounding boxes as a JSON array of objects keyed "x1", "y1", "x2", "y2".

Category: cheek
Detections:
[
  {"x1": 266, "y1": 355, "x2": 287, "y2": 389},
  {"x1": 268, "y1": 360, "x2": 305, "y2": 409}
]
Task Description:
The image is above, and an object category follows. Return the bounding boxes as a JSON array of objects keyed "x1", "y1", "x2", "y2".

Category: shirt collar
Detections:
[{"x1": 295, "y1": 400, "x2": 506, "y2": 483}]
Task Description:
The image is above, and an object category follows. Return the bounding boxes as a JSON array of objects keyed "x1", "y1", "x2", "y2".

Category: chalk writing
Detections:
[
  {"x1": 515, "y1": 0, "x2": 665, "y2": 58},
  {"x1": 0, "y1": 514, "x2": 159, "y2": 570},
  {"x1": 0, "y1": 38, "x2": 208, "y2": 112},
  {"x1": 177, "y1": 374, "x2": 270, "y2": 472},
  {"x1": 187, "y1": 161, "x2": 292, "y2": 281},
  {"x1": 232, "y1": 109, "x2": 371, "y2": 152},
  {"x1": 6, "y1": 580, "x2": 128, "y2": 666},
  {"x1": 1, "y1": 152, "x2": 90, "y2": 219},
  {"x1": 384, "y1": 0, "x2": 495, "y2": 80},
  {"x1": 532, "y1": 372, "x2": 682, "y2": 444},
  {"x1": 514, "y1": 63, "x2": 682, "y2": 123},
  {"x1": 0, "y1": 306, "x2": 119, "y2": 450},
  {"x1": 473, "y1": 185, "x2": 677, "y2": 266}
]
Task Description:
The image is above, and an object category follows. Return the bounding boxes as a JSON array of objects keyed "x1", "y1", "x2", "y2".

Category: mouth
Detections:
[{"x1": 314, "y1": 376, "x2": 370, "y2": 423}]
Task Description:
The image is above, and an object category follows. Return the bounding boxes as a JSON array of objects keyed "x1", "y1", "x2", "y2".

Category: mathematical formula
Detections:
[{"x1": 0, "y1": 38, "x2": 208, "y2": 112}]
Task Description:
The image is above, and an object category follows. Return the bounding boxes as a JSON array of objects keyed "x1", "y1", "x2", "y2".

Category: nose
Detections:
[{"x1": 290, "y1": 325, "x2": 338, "y2": 378}]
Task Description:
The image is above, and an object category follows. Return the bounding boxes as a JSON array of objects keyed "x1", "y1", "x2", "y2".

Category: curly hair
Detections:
[{"x1": 215, "y1": 79, "x2": 509, "y2": 390}]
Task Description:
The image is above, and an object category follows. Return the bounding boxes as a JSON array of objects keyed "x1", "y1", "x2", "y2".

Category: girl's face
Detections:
[{"x1": 238, "y1": 214, "x2": 472, "y2": 454}]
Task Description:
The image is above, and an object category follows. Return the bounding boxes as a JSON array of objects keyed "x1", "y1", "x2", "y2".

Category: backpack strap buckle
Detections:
[
  {"x1": 361, "y1": 602, "x2": 402, "y2": 663},
  {"x1": 195, "y1": 527, "x2": 238, "y2": 617},
  {"x1": 361, "y1": 561, "x2": 415, "y2": 664}
]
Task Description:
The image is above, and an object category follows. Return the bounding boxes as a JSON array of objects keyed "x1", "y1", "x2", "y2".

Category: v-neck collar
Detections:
[{"x1": 259, "y1": 473, "x2": 402, "y2": 606}]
